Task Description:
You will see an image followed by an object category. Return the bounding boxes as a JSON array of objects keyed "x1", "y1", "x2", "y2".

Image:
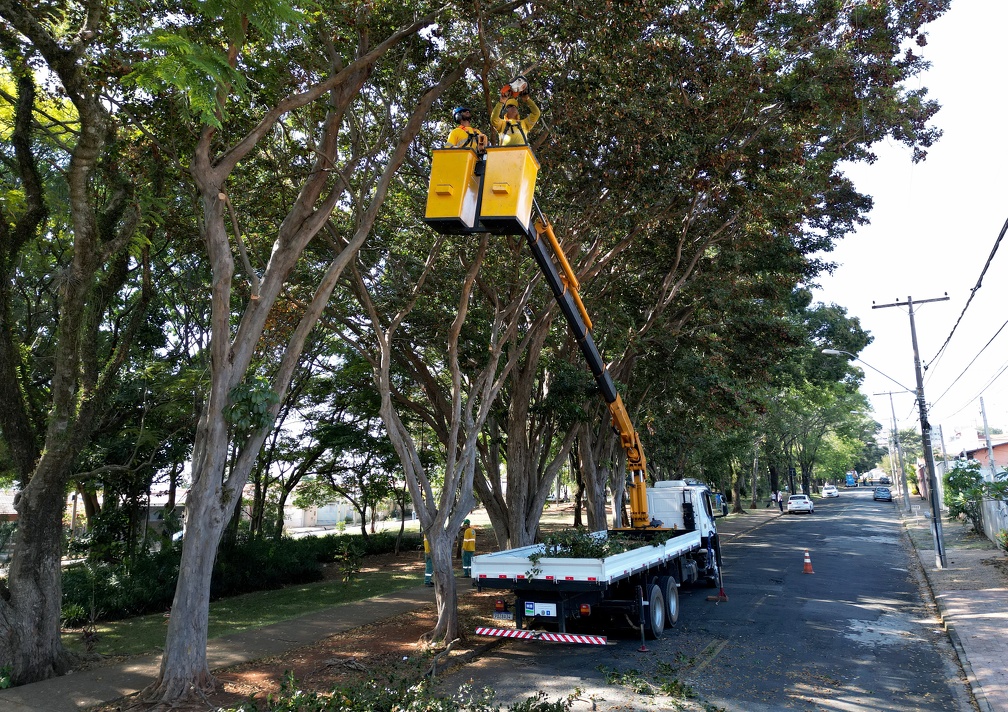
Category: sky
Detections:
[{"x1": 812, "y1": 1, "x2": 1008, "y2": 453}]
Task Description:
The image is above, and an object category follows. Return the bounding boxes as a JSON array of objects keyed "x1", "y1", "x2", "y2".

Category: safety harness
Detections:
[{"x1": 456, "y1": 126, "x2": 483, "y2": 149}]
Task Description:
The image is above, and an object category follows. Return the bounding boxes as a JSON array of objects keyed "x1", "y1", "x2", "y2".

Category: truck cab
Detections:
[{"x1": 647, "y1": 480, "x2": 718, "y2": 541}]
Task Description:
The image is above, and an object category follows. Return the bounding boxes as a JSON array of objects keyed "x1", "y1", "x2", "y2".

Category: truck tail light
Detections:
[
  {"x1": 495, "y1": 599, "x2": 507, "y2": 612},
  {"x1": 579, "y1": 604, "x2": 591, "y2": 616}
]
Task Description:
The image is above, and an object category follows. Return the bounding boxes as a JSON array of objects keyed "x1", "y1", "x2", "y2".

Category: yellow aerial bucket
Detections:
[
  {"x1": 479, "y1": 146, "x2": 539, "y2": 235},
  {"x1": 424, "y1": 148, "x2": 483, "y2": 234}
]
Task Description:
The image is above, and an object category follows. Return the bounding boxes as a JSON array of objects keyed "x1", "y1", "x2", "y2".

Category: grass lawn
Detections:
[{"x1": 63, "y1": 568, "x2": 421, "y2": 658}]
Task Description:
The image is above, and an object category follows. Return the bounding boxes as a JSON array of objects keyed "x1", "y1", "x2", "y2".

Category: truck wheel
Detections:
[
  {"x1": 657, "y1": 575, "x2": 679, "y2": 625},
  {"x1": 644, "y1": 584, "x2": 665, "y2": 640}
]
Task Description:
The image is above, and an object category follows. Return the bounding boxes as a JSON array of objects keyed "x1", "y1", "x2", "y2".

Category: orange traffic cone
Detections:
[{"x1": 802, "y1": 549, "x2": 814, "y2": 574}]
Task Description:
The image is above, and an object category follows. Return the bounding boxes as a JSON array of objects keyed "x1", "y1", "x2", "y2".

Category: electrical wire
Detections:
[
  {"x1": 930, "y1": 314, "x2": 1008, "y2": 408},
  {"x1": 926, "y1": 215, "x2": 1008, "y2": 375},
  {"x1": 938, "y1": 355, "x2": 1008, "y2": 421}
]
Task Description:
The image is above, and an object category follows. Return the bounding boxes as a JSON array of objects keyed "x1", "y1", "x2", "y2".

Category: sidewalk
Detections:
[
  {"x1": 902, "y1": 508, "x2": 1008, "y2": 712},
  {"x1": 0, "y1": 587, "x2": 436, "y2": 712}
]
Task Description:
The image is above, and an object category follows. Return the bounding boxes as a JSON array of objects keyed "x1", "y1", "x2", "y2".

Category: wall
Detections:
[{"x1": 981, "y1": 497, "x2": 1008, "y2": 547}]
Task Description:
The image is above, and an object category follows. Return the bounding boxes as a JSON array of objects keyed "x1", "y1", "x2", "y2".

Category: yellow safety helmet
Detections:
[{"x1": 504, "y1": 98, "x2": 519, "y2": 109}]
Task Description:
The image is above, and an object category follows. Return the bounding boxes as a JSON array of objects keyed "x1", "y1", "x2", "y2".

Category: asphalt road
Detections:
[{"x1": 439, "y1": 489, "x2": 975, "y2": 711}]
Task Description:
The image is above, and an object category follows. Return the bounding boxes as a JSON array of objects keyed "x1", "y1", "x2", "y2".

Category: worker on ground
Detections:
[
  {"x1": 423, "y1": 534, "x2": 433, "y2": 586},
  {"x1": 446, "y1": 106, "x2": 488, "y2": 152},
  {"x1": 462, "y1": 519, "x2": 476, "y2": 577},
  {"x1": 491, "y1": 79, "x2": 540, "y2": 147}
]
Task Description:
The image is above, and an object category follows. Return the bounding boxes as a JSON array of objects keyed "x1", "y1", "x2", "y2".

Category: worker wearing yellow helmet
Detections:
[{"x1": 491, "y1": 78, "x2": 540, "y2": 147}]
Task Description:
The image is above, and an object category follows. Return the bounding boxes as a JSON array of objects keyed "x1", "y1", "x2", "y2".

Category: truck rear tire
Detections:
[
  {"x1": 644, "y1": 584, "x2": 665, "y2": 640},
  {"x1": 658, "y1": 575, "x2": 679, "y2": 625}
]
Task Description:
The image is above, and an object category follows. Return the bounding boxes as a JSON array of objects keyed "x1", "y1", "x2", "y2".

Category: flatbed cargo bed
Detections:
[{"x1": 472, "y1": 529, "x2": 702, "y2": 590}]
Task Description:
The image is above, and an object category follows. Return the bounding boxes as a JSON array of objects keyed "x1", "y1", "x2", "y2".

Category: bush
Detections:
[
  {"x1": 943, "y1": 461, "x2": 1008, "y2": 536},
  {"x1": 62, "y1": 549, "x2": 179, "y2": 623},
  {"x1": 61, "y1": 530, "x2": 426, "y2": 623},
  {"x1": 212, "y1": 535, "x2": 324, "y2": 598}
]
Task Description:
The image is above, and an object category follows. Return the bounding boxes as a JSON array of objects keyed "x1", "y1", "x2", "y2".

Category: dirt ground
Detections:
[{"x1": 96, "y1": 551, "x2": 502, "y2": 711}]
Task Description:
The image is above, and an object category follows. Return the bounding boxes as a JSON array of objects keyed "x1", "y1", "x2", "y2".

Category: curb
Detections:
[
  {"x1": 899, "y1": 513, "x2": 993, "y2": 712},
  {"x1": 721, "y1": 510, "x2": 784, "y2": 541}
]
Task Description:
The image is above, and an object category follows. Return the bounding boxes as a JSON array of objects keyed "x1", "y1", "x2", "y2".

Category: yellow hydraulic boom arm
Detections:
[{"x1": 529, "y1": 213, "x2": 653, "y2": 529}]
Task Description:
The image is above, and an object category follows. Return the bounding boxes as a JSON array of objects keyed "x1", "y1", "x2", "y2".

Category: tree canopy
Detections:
[{"x1": 0, "y1": 0, "x2": 949, "y2": 699}]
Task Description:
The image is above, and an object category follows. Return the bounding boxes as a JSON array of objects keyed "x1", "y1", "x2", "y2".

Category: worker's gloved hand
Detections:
[{"x1": 500, "y1": 85, "x2": 512, "y2": 99}]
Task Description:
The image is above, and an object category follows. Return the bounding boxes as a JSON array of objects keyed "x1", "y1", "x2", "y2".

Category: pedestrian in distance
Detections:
[
  {"x1": 491, "y1": 76, "x2": 541, "y2": 147},
  {"x1": 769, "y1": 491, "x2": 776, "y2": 509},
  {"x1": 777, "y1": 490, "x2": 784, "y2": 512},
  {"x1": 462, "y1": 519, "x2": 476, "y2": 577},
  {"x1": 423, "y1": 534, "x2": 433, "y2": 586}
]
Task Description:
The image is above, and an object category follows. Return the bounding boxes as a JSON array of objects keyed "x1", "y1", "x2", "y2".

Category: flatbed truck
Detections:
[{"x1": 424, "y1": 131, "x2": 724, "y2": 644}]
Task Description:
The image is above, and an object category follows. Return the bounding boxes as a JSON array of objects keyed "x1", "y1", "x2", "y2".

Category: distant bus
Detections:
[{"x1": 845, "y1": 472, "x2": 857, "y2": 488}]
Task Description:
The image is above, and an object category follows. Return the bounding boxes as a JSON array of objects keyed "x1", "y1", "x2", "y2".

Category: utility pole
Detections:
[
  {"x1": 876, "y1": 391, "x2": 912, "y2": 511},
  {"x1": 980, "y1": 397, "x2": 997, "y2": 482},
  {"x1": 873, "y1": 294, "x2": 948, "y2": 569},
  {"x1": 938, "y1": 424, "x2": 950, "y2": 475}
]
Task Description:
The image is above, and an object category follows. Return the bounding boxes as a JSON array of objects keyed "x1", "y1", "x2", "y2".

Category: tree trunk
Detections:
[
  {"x1": 424, "y1": 531, "x2": 459, "y2": 643},
  {"x1": 0, "y1": 458, "x2": 81, "y2": 684},
  {"x1": 581, "y1": 421, "x2": 610, "y2": 532},
  {"x1": 146, "y1": 446, "x2": 230, "y2": 700},
  {"x1": 571, "y1": 446, "x2": 585, "y2": 528},
  {"x1": 731, "y1": 462, "x2": 745, "y2": 514},
  {"x1": 749, "y1": 443, "x2": 759, "y2": 509},
  {"x1": 474, "y1": 421, "x2": 511, "y2": 550},
  {"x1": 610, "y1": 458, "x2": 627, "y2": 528},
  {"x1": 79, "y1": 486, "x2": 101, "y2": 528}
]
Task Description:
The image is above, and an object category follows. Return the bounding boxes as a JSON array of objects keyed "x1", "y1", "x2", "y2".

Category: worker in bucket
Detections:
[
  {"x1": 461, "y1": 519, "x2": 476, "y2": 577},
  {"x1": 446, "y1": 106, "x2": 488, "y2": 152},
  {"x1": 491, "y1": 76, "x2": 540, "y2": 147}
]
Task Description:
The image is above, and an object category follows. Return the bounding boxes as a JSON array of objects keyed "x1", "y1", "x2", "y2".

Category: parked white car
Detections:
[
  {"x1": 787, "y1": 494, "x2": 814, "y2": 514},
  {"x1": 821, "y1": 484, "x2": 839, "y2": 498}
]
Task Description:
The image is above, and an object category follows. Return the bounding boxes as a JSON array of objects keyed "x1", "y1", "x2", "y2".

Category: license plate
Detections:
[
  {"x1": 492, "y1": 611, "x2": 514, "y2": 620},
  {"x1": 525, "y1": 601, "x2": 557, "y2": 617}
]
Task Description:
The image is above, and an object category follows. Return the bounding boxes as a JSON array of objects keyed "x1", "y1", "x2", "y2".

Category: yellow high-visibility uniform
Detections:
[
  {"x1": 491, "y1": 97, "x2": 541, "y2": 146},
  {"x1": 446, "y1": 125, "x2": 487, "y2": 149}
]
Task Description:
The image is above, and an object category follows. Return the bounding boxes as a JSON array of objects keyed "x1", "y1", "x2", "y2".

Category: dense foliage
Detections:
[
  {"x1": 943, "y1": 460, "x2": 1008, "y2": 536},
  {"x1": 0, "y1": 0, "x2": 953, "y2": 692},
  {"x1": 60, "y1": 532, "x2": 421, "y2": 626}
]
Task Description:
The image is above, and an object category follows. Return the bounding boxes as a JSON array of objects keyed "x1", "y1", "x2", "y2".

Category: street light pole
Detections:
[
  {"x1": 875, "y1": 390, "x2": 912, "y2": 511},
  {"x1": 872, "y1": 295, "x2": 949, "y2": 568}
]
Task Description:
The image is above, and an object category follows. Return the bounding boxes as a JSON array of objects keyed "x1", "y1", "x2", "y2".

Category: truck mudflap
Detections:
[{"x1": 475, "y1": 627, "x2": 608, "y2": 645}]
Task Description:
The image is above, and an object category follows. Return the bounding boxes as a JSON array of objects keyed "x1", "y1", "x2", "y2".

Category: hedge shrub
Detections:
[{"x1": 62, "y1": 530, "x2": 424, "y2": 625}]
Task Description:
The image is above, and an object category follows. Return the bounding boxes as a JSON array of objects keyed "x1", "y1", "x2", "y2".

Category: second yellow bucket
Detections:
[{"x1": 479, "y1": 146, "x2": 539, "y2": 235}]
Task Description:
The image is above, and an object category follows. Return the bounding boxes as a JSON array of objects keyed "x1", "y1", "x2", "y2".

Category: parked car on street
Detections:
[
  {"x1": 822, "y1": 484, "x2": 839, "y2": 498},
  {"x1": 873, "y1": 486, "x2": 893, "y2": 502},
  {"x1": 879, "y1": 475, "x2": 891, "y2": 485},
  {"x1": 787, "y1": 494, "x2": 814, "y2": 514}
]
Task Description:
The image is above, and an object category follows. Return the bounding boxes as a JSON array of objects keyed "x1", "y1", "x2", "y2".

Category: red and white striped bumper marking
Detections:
[{"x1": 475, "y1": 627, "x2": 607, "y2": 645}]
